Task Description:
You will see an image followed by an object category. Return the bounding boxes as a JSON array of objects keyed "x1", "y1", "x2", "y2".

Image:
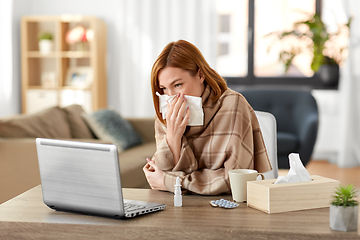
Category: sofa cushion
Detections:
[
  {"x1": 63, "y1": 104, "x2": 95, "y2": 139},
  {"x1": 82, "y1": 109, "x2": 144, "y2": 151},
  {"x1": 0, "y1": 107, "x2": 72, "y2": 138},
  {"x1": 277, "y1": 132, "x2": 299, "y2": 154}
]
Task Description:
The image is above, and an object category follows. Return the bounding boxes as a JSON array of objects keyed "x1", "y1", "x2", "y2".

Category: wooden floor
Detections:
[{"x1": 279, "y1": 160, "x2": 360, "y2": 188}]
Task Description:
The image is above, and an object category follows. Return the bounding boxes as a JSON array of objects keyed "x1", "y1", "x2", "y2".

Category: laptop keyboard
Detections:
[{"x1": 124, "y1": 203, "x2": 147, "y2": 212}]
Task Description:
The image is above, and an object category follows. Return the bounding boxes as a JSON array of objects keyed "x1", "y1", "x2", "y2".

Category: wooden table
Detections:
[{"x1": 0, "y1": 186, "x2": 359, "y2": 239}]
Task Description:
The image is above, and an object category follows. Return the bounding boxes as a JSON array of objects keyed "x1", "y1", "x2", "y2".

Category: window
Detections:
[
  {"x1": 218, "y1": 14, "x2": 231, "y2": 56},
  {"x1": 254, "y1": 0, "x2": 316, "y2": 77},
  {"x1": 215, "y1": 0, "x2": 342, "y2": 89},
  {"x1": 216, "y1": 0, "x2": 248, "y2": 77}
]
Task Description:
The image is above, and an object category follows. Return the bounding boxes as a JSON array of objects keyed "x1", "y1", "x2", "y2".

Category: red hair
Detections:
[{"x1": 151, "y1": 40, "x2": 227, "y2": 124}]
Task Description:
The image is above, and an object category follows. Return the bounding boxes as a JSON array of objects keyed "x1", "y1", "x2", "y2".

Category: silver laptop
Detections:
[{"x1": 36, "y1": 138, "x2": 166, "y2": 219}]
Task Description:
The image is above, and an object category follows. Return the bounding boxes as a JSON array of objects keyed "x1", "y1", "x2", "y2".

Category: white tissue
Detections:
[
  {"x1": 156, "y1": 92, "x2": 204, "y2": 126},
  {"x1": 274, "y1": 153, "x2": 312, "y2": 184}
]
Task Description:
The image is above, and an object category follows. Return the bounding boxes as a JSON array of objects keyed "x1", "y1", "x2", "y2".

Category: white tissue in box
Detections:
[
  {"x1": 274, "y1": 153, "x2": 311, "y2": 184},
  {"x1": 156, "y1": 92, "x2": 204, "y2": 126}
]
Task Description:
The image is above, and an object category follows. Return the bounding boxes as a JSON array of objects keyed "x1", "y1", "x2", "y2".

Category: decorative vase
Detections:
[
  {"x1": 76, "y1": 42, "x2": 86, "y2": 51},
  {"x1": 330, "y1": 205, "x2": 358, "y2": 231},
  {"x1": 317, "y1": 64, "x2": 340, "y2": 87},
  {"x1": 39, "y1": 40, "x2": 53, "y2": 54}
]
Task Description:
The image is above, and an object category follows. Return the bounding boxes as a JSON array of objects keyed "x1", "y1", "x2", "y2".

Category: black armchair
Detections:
[{"x1": 239, "y1": 89, "x2": 319, "y2": 169}]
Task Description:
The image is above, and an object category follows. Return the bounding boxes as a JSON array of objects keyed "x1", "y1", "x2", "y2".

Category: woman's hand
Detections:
[
  {"x1": 143, "y1": 159, "x2": 167, "y2": 191},
  {"x1": 166, "y1": 93, "x2": 190, "y2": 164}
]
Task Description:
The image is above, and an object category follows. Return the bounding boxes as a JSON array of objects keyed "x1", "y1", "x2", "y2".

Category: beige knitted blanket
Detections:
[{"x1": 153, "y1": 86, "x2": 272, "y2": 195}]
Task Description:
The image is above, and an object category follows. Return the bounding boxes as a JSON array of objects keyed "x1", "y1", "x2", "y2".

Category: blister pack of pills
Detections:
[{"x1": 210, "y1": 199, "x2": 239, "y2": 209}]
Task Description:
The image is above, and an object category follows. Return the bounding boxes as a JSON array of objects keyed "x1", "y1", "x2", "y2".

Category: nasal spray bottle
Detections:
[{"x1": 174, "y1": 177, "x2": 182, "y2": 207}]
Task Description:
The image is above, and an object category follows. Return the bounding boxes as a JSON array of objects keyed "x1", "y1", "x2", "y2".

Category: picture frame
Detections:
[
  {"x1": 66, "y1": 67, "x2": 93, "y2": 88},
  {"x1": 41, "y1": 71, "x2": 57, "y2": 88}
]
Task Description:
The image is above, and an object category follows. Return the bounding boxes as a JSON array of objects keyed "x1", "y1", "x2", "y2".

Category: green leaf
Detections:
[
  {"x1": 264, "y1": 11, "x2": 351, "y2": 74},
  {"x1": 331, "y1": 184, "x2": 359, "y2": 207},
  {"x1": 38, "y1": 32, "x2": 53, "y2": 40}
]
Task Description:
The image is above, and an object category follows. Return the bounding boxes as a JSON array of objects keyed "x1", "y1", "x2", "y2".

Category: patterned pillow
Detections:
[{"x1": 82, "y1": 109, "x2": 144, "y2": 151}]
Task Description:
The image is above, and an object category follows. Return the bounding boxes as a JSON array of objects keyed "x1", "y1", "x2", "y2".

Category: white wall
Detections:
[{"x1": 0, "y1": 0, "x2": 29, "y2": 117}]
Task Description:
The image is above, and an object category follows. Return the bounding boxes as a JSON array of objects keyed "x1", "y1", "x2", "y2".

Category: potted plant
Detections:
[
  {"x1": 267, "y1": 13, "x2": 350, "y2": 87},
  {"x1": 330, "y1": 184, "x2": 358, "y2": 231},
  {"x1": 38, "y1": 32, "x2": 53, "y2": 54}
]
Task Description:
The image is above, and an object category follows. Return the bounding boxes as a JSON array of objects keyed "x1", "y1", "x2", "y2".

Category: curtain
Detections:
[
  {"x1": 116, "y1": 0, "x2": 217, "y2": 117},
  {"x1": 0, "y1": 0, "x2": 17, "y2": 118},
  {"x1": 338, "y1": 0, "x2": 360, "y2": 167}
]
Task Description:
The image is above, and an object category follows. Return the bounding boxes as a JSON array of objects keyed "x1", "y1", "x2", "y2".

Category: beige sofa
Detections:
[{"x1": 0, "y1": 105, "x2": 155, "y2": 204}]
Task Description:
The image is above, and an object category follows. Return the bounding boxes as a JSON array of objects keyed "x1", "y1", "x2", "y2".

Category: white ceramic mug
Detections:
[{"x1": 228, "y1": 169, "x2": 264, "y2": 202}]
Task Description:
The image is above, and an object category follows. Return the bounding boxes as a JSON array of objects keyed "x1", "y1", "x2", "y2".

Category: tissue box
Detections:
[{"x1": 247, "y1": 175, "x2": 339, "y2": 214}]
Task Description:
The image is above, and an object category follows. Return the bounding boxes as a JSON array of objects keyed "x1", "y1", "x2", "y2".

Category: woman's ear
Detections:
[{"x1": 198, "y1": 69, "x2": 205, "y2": 83}]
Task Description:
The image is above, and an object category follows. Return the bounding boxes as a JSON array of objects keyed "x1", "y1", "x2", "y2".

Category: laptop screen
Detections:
[{"x1": 36, "y1": 138, "x2": 125, "y2": 217}]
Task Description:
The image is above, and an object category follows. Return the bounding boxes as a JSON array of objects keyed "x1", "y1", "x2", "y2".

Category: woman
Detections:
[{"x1": 143, "y1": 40, "x2": 271, "y2": 195}]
